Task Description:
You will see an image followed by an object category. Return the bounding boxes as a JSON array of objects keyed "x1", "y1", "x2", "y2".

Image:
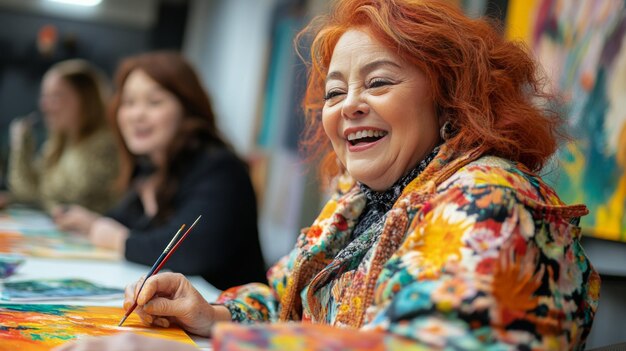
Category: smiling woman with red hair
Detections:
[
  {"x1": 302, "y1": 0, "x2": 562, "y2": 182},
  {"x1": 56, "y1": 1, "x2": 598, "y2": 351}
]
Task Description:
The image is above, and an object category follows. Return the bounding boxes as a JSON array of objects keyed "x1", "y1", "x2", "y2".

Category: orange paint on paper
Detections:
[
  {"x1": 0, "y1": 304, "x2": 195, "y2": 351},
  {"x1": 0, "y1": 232, "x2": 23, "y2": 253}
]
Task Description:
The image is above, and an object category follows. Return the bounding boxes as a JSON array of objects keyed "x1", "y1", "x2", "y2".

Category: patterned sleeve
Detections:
[
  {"x1": 7, "y1": 131, "x2": 41, "y2": 204},
  {"x1": 211, "y1": 184, "x2": 599, "y2": 350},
  {"x1": 213, "y1": 182, "x2": 353, "y2": 324},
  {"x1": 214, "y1": 241, "x2": 304, "y2": 323},
  {"x1": 214, "y1": 283, "x2": 278, "y2": 323}
]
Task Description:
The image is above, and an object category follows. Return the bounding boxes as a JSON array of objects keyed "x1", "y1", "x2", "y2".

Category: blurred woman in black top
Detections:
[{"x1": 53, "y1": 51, "x2": 266, "y2": 290}]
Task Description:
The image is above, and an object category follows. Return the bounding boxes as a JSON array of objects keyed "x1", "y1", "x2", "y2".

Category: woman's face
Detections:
[
  {"x1": 39, "y1": 72, "x2": 81, "y2": 133},
  {"x1": 117, "y1": 69, "x2": 184, "y2": 164},
  {"x1": 322, "y1": 29, "x2": 440, "y2": 191}
]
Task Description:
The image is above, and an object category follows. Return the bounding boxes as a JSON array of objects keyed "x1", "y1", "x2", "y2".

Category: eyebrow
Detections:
[
  {"x1": 325, "y1": 71, "x2": 344, "y2": 84},
  {"x1": 325, "y1": 59, "x2": 402, "y2": 84}
]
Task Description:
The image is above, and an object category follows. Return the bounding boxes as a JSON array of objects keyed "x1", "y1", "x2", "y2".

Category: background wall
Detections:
[{"x1": 184, "y1": 0, "x2": 277, "y2": 156}]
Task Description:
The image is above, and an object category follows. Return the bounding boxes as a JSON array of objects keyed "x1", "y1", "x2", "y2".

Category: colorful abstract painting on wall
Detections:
[
  {"x1": 0, "y1": 304, "x2": 195, "y2": 351},
  {"x1": 506, "y1": 0, "x2": 626, "y2": 241}
]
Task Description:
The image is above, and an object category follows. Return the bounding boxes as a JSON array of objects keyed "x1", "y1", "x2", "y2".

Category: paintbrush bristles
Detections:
[{"x1": 117, "y1": 314, "x2": 129, "y2": 327}]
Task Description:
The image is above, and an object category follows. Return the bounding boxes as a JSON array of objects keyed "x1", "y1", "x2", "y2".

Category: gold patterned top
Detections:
[{"x1": 8, "y1": 128, "x2": 120, "y2": 213}]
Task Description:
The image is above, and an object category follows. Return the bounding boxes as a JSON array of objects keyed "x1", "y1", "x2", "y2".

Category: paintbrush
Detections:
[{"x1": 118, "y1": 215, "x2": 202, "y2": 327}]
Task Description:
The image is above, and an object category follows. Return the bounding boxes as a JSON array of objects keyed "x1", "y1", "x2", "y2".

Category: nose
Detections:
[
  {"x1": 341, "y1": 89, "x2": 369, "y2": 119},
  {"x1": 124, "y1": 102, "x2": 146, "y2": 122}
]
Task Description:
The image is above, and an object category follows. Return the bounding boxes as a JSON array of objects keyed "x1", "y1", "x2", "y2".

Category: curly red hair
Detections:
[{"x1": 299, "y1": 0, "x2": 562, "y2": 183}]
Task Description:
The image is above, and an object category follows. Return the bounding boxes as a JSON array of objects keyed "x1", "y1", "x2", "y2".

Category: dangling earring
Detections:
[{"x1": 440, "y1": 120, "x2": 453, "y2": 141}]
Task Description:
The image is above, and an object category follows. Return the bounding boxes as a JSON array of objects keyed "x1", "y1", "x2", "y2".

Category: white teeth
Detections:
[{"x1": 346, "y1": 129, "x2": 387, "y2": 141}]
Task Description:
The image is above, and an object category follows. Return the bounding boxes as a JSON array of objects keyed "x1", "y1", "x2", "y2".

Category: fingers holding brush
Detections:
[
  {"x1": 123, "y1": 279, "x2": 153, "y2": 326},
  {"x1": 124, "y1": 273, "x2": 217, "y2": 336}
]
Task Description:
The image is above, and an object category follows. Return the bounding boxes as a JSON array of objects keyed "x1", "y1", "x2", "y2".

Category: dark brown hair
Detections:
[{"x1": 109, "y1": 51, "x2": 227, "y2": 220}]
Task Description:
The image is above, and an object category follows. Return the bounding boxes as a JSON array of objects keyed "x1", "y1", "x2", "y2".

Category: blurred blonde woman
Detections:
[{"x1": 7, "y1": 59, "x2": 119, "y2": 213}]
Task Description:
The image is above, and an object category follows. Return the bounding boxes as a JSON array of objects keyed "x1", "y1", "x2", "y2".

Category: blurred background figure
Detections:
[
  {"x1": 4, "y1": 59, "x2": 119, "y2": 213},
  {"x1": 53, "y1": 52, "x2": 266, "y2": 290}
]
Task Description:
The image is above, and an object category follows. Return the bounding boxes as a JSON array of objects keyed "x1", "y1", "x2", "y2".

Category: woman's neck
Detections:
[{"x1": 149, "y1": 152, "x2": 167, "y2": 169}]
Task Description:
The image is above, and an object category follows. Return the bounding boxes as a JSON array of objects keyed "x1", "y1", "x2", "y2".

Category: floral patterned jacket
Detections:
[{"x1": 214, "y1": 145, "x2": 600, "y2": 350}]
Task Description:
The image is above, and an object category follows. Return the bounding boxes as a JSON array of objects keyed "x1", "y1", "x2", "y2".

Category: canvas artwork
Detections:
[
  {"x1": 0, "y1": 304, "x2": 195, "y2": 351},
  {"x1": 506, "y1": 0, "x2": 626, "y2": 241},
  {"x1": 1, "y1": 279, "x2": 124, "y2": 302}
]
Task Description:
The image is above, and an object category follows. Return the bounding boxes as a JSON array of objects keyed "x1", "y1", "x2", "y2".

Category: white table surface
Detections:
[
  {"x1": 2, "y1": 256, "x2": 218, "y2": 350},
  {"x1": 5, "y1": 257, "x2": 221, "y2": 304}
]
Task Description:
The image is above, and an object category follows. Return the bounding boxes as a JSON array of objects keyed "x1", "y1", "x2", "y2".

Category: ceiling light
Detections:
[{"x1": 48, "y1": 0, "x2": 102, "y2": 6}]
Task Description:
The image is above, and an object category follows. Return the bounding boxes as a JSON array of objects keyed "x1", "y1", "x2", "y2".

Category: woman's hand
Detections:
[
  {"x1": 89, "y1": 217, "x2": 129, "y2": 252},
  {"x1": 52, "y1": 332, "x2": 199, "y2": 351},
  {"x1": 125, "y1": 272, "x2": 230, "y2": 337},
  {"x1": 51, "y1": 205, "x2": 100, "y2": 233}
]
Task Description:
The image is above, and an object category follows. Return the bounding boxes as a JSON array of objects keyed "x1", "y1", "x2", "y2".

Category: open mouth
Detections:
[
  {"x1": 133, "y1": 127, "x2": 153, "y2": 138},
  {"x1": 346, "y1": 129, "x2": 388, "y2": 146}
]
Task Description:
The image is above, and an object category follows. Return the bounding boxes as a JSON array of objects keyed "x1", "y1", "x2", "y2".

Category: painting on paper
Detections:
[
  {"x1": 0, "y1": 230, "x2": 119, "y2": 260},
  {"x1": 0, "y1": 304, "x2": 195, "y2": 351},
  {"x1": 0, "y1": 208, "x2": 119, "y2": 260},
  {"x1": 506, "y1": 0, "x2": 626, "y2": 241},
  {"x1": 1, "y1": 279, "x2": 124, "y2": 302}
]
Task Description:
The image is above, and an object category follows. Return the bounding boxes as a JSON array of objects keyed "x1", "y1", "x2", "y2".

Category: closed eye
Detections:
[
  {"x1": 324, "y1": 90, "x2": 344, "y2": 101},
  {"x1": 368, "y1": 79, "x2": 392, "y2": 89}
]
